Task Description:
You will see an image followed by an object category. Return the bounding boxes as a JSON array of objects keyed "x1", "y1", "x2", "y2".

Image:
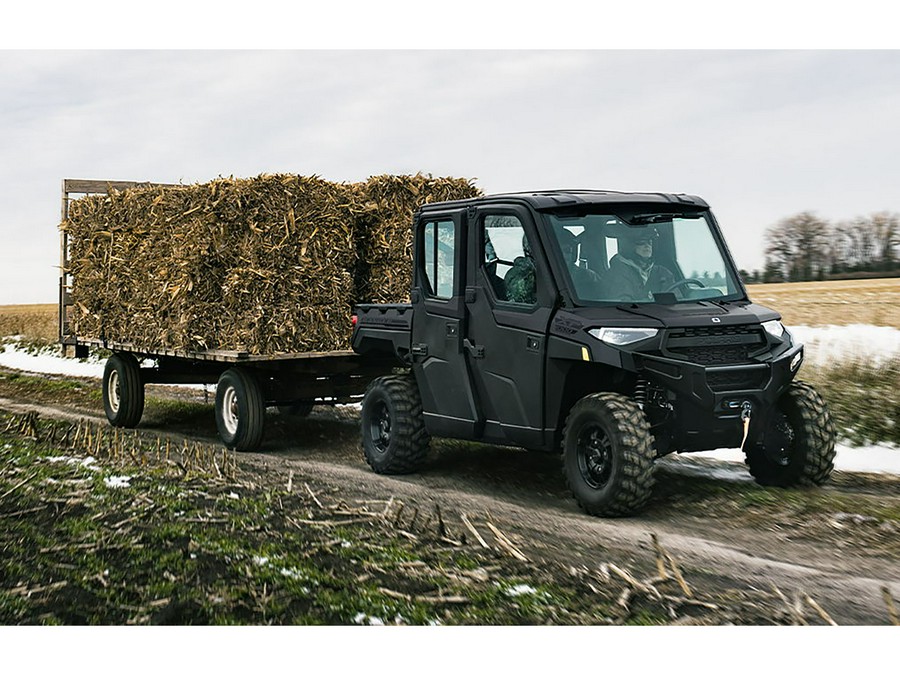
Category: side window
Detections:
[
  {"x1": 482, "y1": 214, "x2": 538, "y2": 306},
  {"x1": 422, "y1": 219, "x2": 456, "y2": 299}
]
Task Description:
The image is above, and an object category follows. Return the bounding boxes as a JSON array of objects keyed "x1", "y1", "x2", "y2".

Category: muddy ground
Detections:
[{"x1": 1, "y1": 368, "x2": 898, "y2": 625}]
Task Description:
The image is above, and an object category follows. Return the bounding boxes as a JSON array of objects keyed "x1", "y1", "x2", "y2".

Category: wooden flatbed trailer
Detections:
[{"x1": 58, "y1": 178, "x2": 394, "y2": 451}]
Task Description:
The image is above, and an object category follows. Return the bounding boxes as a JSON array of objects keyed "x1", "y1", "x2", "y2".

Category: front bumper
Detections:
[{"x1": 629, "y1": 343, "x2": 803, "y2": 452}]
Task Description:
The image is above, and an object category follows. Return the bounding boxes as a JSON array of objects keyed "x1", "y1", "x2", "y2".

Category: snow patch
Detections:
[
  {"x1": 504, "y1": 584, "x2": 539, "y2": 597},
  {"x1": 790, "y1": 324, "x2": 900, "y2": 367},
  {"x1": 47, "y1": 455, "x2": 100, "y2": 471},
  {"x1": 0, "y1": 342, "x2": 105, "y2": 378},
  {"x1": 103, "y1": 475, "x2": 132, "y2": 489},
  {"x1": 673, "y1": 441, "x2": 900, "y2": 478},
  {"x1": 353, "y1": 613, "x2": 385, "y2": 626}
]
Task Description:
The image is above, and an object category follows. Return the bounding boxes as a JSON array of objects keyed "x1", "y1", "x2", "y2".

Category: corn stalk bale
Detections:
[
  {"x1": 64, "y1": 175, "x2": 358, "y2": 353},
  {"x1": 354, "y1": 174, "x2": 481, "y2": 303}
]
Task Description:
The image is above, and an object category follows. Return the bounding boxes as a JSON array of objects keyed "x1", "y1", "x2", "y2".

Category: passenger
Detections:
[
  {"x1": 606, "y1": 228, "x2": 675, "y2": 302},
  {"x1": 504, "y1": 235, "x2": 537, "y2": 304}
]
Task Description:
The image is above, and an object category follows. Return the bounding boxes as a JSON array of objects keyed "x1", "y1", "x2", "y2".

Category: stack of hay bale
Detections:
[{"x1": 63, "y1": 173, "x2": 480, "y2": 354}]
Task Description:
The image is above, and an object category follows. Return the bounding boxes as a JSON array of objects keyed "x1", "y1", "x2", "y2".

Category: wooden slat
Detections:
[{"x1": 63, "y1": 178, "x2": 179, "y2": 195}]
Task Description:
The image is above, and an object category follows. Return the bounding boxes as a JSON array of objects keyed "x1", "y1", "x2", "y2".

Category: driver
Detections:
[{"x1": 606, "y1": 228, "x2": 675, "y2": 302}]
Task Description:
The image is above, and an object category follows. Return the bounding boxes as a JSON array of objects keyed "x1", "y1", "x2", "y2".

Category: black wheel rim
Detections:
[
  {"x1": 764, "y1": 412, "x2": 795, "y2": 466},
  {"x1": 576, "y1": 424, "x2": 613, "y2": 489},
  {"x1": 370, "y1": 400, "x2": 392, "y2": 454}
]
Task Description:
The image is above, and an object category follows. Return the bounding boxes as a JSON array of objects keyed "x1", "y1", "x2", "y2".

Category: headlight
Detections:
[
  {"x1": 588, "y1": 327, "x2": 659, "y2": 346},
  {"x1": 762, "y1": 320, "x2": 785, "y2": 339}
]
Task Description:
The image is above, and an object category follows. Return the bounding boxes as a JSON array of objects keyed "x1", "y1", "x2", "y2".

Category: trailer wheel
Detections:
[
  {"x1": 745, "y1": 381, "x2": 836, "y2": 487},
  {"x1": 361, "y1": 374, "x2": 430, "y2": 474},
  {"x1": 562, "y1": 393, "x2": 656, "y2": 517},
  {"x1": 103, "y1": 353, "x2": 145, "y2": 428},
  {"x1": 216, "y1": 368, "x2": 265, "y2": 452}
]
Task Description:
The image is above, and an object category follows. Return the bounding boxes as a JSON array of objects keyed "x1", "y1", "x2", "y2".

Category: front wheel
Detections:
[
  {"x1": 103, "y1": 353, "x2": 144, "y2": 428},
  {"x1": 215, "y1": 368, "x2": 265, "y2": 452},
  {"x1": 745, "y1": 381, "x2": 836, "y2": 487},
  {"x1": 562, "y1": 393, "x2": 656, "y2": 517},
  {"x1": 361, "y1": 374, "x2": 430, "y2": 474}
]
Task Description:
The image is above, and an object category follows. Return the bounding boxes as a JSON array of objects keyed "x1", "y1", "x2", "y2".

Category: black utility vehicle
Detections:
[{"x1": 354, "y1": 190, "x2": 836, "y2": 516}]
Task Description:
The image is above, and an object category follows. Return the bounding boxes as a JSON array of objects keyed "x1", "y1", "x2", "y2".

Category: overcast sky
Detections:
[{"x1": 3, "y1": 48, "x2": 900, "y2": 304}]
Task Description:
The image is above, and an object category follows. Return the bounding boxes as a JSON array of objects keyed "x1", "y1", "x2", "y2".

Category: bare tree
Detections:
[
  {"x1": 870, "y1": 211, "x2": 900, "y2": 271},
  {"x1": 764, "y1": 212, "x2": 830, "y2": 281}
]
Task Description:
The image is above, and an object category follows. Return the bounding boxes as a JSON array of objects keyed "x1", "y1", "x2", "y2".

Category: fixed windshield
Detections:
[{"x1": 543, "y1": 210, "x2": 743, "y2": 304}]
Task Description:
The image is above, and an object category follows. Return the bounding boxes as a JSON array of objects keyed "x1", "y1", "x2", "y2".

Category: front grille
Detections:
[
  {"x1": 672, "y1": 344, "x2": 751, "y2": 365},
  {"x1": 664, "y1": 324, "x2": 766, "y2": 366},
  {"x1": 707, "y1": 368, "x2": 770, "y2": 391}
]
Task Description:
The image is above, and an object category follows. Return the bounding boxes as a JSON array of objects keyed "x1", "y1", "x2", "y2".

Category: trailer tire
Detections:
[
  {"x1": 562, "y1": 393, "x2": 656, "y2": 517},
  {"x1": 361, "y1": 374, "x2": 430, "y2": 474},
  {"x1": 745, "y1": 381, "x2": 835, "y2": 487},
  {"x1": 103, "y1": 353, "x2": 145, "y2": 428},
  {"x1": 216, "y1": 368, "x2": 265, "y2": 453}
]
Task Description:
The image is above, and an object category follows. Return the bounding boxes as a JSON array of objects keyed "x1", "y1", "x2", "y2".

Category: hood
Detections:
[{"x1": 550, "y1": 301, "x2": 781, "y2": 337}]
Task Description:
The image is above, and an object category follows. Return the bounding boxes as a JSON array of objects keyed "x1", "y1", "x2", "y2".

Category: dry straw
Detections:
[{"x1": 62, "y1": 173, "x2": 479, "y2": 354}]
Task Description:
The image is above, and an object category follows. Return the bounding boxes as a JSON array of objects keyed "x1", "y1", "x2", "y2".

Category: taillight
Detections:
[{"x1": 351, "y1": 315, "x2": 358, "y2": 327}]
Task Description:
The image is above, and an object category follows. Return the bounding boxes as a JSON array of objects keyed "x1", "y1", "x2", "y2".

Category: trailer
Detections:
[{"x1": 59, "y1": 179, "x2": 395, "y2": 452}]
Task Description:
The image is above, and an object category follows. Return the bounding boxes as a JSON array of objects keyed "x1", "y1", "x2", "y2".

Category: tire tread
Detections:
[
  {"x1": 562, "y1": 392, "x2": 656, "y2": 517},
  {"x1": 362, "y1": 374, "x2": 430, "y2": 474}
]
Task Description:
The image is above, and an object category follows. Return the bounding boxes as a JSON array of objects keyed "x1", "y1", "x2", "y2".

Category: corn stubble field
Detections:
[
  {"x1": 748, "y1": 277, "x2": 900, "y2": 328},
  {"x1": 1, "y1": 279, "x2": 898, "y2": 625}
]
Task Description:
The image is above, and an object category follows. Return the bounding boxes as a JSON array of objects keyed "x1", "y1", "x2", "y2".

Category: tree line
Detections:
[{"x1": 741, "y1": 211, "x2": 900, "y2": 283}]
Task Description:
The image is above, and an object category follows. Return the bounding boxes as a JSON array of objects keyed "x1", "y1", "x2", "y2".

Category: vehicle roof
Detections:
[{"x1": 418, "y1": 189, "x2": 710, "y2": 212}]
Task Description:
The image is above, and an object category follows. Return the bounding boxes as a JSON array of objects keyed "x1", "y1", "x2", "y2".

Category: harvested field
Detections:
[
  {"x1": 746, "y1": 278, "x2": 900, "y2": 329},
  {"x1": 0, "y1": 304, "x2": 57, "y2": 344},
  {"x1": 62, "y1": 174, "x2": 480, "y2": 355}
]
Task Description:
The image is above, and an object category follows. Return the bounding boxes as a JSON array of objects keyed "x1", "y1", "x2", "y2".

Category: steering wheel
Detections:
[{"x1": 663, "y1": 278, "x2": 707, "y2": 293}]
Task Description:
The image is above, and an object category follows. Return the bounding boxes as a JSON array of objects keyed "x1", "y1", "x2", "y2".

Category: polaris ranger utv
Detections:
[{"x1": 352, "y1": 190, "x2": 836, "y2": 517}]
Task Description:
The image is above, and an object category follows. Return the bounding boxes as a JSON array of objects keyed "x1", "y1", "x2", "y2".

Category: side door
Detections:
[
  {"x1": 410, "y1": 210, "x2": 479, "y2": 437},
  {"x1": 463, "y1": 205, "x2": 556, "y2": 449}
]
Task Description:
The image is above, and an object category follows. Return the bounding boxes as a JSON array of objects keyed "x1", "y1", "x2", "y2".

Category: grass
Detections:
[
  {"x1": 0, "y1": 411, "x2": 657, "y2": 625},
  {"x1": 801, "y1": 357, "x2": 900, "y2": 446},
  {"x1": 4, "y1": 410, "x2": 855, "y2": 625}
]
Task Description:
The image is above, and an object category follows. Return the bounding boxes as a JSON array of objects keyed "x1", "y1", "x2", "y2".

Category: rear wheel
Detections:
[
  {"x1": 361, "y1": 374, "x2": 430, "y2": 474},
  {"x1": 215, "y1": 368, "x2": 265, "y2": 452},
  {"x1": 103, "y1": 353, "x2": 144, "y2": 428},
  {"x1": 562, "y1": 393, "x2": 656, "y2": 517},
  {"x1": 745, "y1": 381, "x2": 835, "y2": 487}
]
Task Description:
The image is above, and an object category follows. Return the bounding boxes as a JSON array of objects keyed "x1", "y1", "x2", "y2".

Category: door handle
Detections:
[{"x1": 463, "y1": 339, "x2": 485, "y2": 359}]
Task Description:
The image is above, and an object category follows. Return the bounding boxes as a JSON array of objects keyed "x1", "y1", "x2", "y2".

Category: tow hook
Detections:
[{"x1": 739, "y1": 401, "x2": 752, "y2": 452}]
